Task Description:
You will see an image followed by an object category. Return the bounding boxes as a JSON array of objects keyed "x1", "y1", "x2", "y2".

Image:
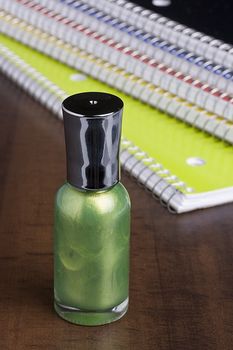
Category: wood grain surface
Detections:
[{"x1": 0, "y1": 74, "x2": 233, "y2": 350}]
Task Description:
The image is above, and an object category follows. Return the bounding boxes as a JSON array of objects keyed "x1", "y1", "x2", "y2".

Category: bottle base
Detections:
[{"x1": 54, "y1": 298, "x2": 128, "y2": 326}]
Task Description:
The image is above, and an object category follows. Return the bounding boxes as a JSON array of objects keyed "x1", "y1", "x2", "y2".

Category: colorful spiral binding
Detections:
[
  {"x1": 1, "y1": 0, "x2": 233, "y2": 122},
  {"x1": 82, "y1": 0, "x2": 233, "y2": 70},
  {"x1": 1, "y1": 11, "x2": 232, "y2": 143},
  {"x1": 38, "y1": 0, "x2": 233, "y2": 92}
]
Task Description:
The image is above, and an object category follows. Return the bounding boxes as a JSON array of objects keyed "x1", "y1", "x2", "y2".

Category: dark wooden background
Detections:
[{"x1": 0, "y1": 74, "x2": 233, "y2": 350}]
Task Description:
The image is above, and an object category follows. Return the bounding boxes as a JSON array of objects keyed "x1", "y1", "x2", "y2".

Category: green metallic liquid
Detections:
[{"x1": 54, "y1": 182, "x2": 130, "y2": 325}]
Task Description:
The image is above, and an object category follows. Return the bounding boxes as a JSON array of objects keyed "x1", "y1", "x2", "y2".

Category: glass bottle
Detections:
[{"x1": 54, "y1": 92, "x2": 131, "y2": 326}]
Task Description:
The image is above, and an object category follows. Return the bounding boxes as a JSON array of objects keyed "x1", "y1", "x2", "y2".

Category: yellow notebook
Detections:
[{"x1": 0, "y1": 34, "x2": 233, "y2": 213}]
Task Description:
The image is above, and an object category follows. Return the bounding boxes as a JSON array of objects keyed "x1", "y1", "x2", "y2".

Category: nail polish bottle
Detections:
[{"x1": 54, "y1": 92, "x2": 131, "y2": 326}]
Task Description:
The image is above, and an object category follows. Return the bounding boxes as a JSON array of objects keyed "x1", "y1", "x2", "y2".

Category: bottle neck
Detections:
[{"x1": 66, "y1": 180, "x2": 119, "y2": 193}]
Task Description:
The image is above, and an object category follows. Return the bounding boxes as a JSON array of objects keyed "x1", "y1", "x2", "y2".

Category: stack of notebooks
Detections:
[{"x1": 0, "y1": 0, "x2": 233, "y2": 213}]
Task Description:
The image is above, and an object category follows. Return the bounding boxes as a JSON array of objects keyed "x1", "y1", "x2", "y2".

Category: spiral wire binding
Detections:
[
  {"x1": 0, "y1": 43, "x2": 67, "y2": 119},
  {"x1": 159, "y1": 184, "x2": 176, "y2": 207},
  {"x1": 83, "y1": 0, "x2": 233, "y2": 70},
  {"x1": 1, "y1": 1, "x2": 233, "y2": 123},
  {"x1": 120, "y1": 138, "x2": 189, "y2": 212},
  {"x1": 0, "y1": 10, "x2": 232, "y2": 144},
  {"x1": 135, "y1": 164, "x2": 153, "y2": 188}
]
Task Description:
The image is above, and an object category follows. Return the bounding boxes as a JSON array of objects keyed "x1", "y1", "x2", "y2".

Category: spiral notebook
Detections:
[
  {"x1": 1, "y1": 34, "x2": 233, "y2": 213},
  {"x1": 1, "y1": 12, "x2": 232, "y2": 144},
  {"x1": 1, "y1": 0, "x2": 233, "y2": 124},
  {"x1": 83, "y1": 0, "x2": 233, "y2": 70}
]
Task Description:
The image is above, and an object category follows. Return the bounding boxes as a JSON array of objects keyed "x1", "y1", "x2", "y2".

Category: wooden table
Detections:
[{"x1": 0, "y1": 74, "x2": 233, "y2": 350}]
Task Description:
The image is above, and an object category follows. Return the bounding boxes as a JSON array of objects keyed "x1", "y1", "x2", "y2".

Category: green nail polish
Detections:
[{"x1": 54, "y1": 92, "x2": 131, "y2": 326}]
